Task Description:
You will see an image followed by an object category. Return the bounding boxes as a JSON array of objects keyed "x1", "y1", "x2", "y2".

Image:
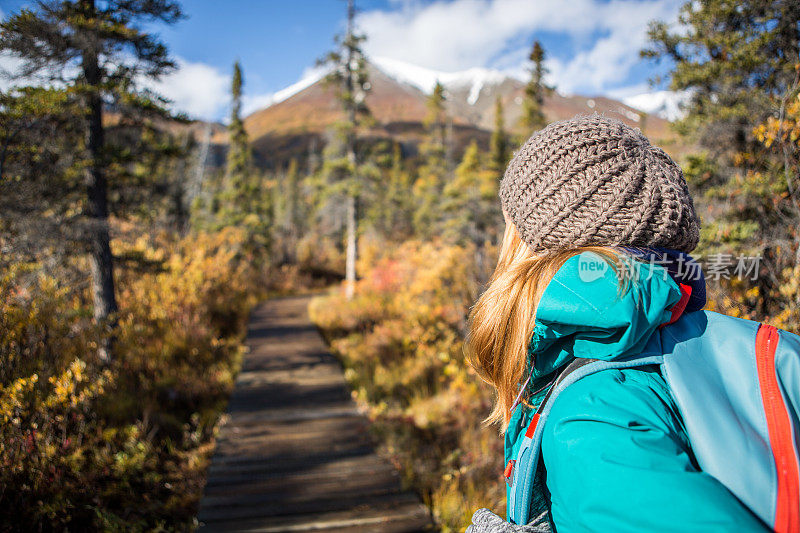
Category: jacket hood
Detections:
[{"x1": 524, "y1": 249, "x2": 704, "y2": 395}]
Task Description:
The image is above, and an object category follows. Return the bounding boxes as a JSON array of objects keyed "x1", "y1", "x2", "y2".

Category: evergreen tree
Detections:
[
  {"x1": 519, "y1": 40, "x2": 550, "y2": 135},
  {"x1": 490, "y1": 96, "x2": 509, "y2": 175},
  {"x1": 0, "y1": 87, "x2": 84, "y2": 279},
  {"x1": 216, "y1": 60, "x2": 270, "y2": 236},
  {"x1": 319, "y1": 0, "x2": 371, "y2": 299},
  {"x1": 639, "y1": 111, "x2": 649, "y2": 136},
  {"x1": 276, "y1": 158, "x2": 303, "y2": 263},
  {"x1": 366, "y1": 142, "x2": 413, "y2": 240},
  {"x1": 643, "y1": 0, "x2": 800, "y2": 317},
  {"x1": 644, "y1": 1, "x2": 800, "y2": 157},
  {"x1": 0, "y1": 0, "x2": 183, "y2": 359},
  {"x1": 442, "y1": 140, "x2": 502, "y2": 245},
  {"x1": 385, "y1": 143, "x2": 414, "y2": 239},
  {"x1": 0, "y1": 87, "x2": 71, "y2": 183},
  {"x1": 425, "y1": 81, "x2": 448, "y2": 152},
  {"x1": 133, "y1": 125, "x2": 194, "y2": 232},
  {"x1": 284, "y1": 159, "x2": 301, "y2": 236},
  {"x1": 195, "y1": 61, "x2": 272, "y2": 252},
  {"x1": 226, "y1": 62, "x2": 251, "y2": 195},
  {"x1": 413, "y1": 81, "x2": 449, "y2": 237}
]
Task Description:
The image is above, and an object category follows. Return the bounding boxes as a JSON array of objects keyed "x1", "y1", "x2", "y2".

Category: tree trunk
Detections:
[
  {"x1": 343, "y1": 0, "x2": 358, "y2": 300},
  {"x1": 82, "y1": 0, "x2": 118, "y2": 360},
  {"x1": 345, "y1": 192, "x2": 357, "y2": 299},
  {"x1": 344, "y1": 138, "x2": 358, "y2": 299}
]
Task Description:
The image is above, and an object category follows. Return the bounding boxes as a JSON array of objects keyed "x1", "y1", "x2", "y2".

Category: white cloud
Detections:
[
  {"x1": 606, "y1": 82, "x2": 653, "y2": 100},
  {"x1": 358, "y1": 0, "x2": 682, "y2": 95},
  {"x1": 359, "y1": 0, "x2": 591, "y2": 72},
  {"x1": 546, "y1": 1, "x2": 679, "y2": 94},
  {"x1": 0, "y1": 7, "x2": 228, "y2": 120},
  {"x1": 1, "y1": 50, "x2": 231, "y2": 121},
  {"x1": 146, "y1": 58, "x2": 230, "y2": 121},
  {"x1": 0, "y1": 53, "x2": 26, "y2": 91},
  {"x1": 617, "y1": 87, "x2": 692, "y2": 121},
  {"x1": 0, "y1": 50, "x2": 75, "y2": 91}
]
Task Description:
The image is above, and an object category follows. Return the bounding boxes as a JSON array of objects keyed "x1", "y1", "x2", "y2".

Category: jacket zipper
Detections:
[{"x1": 756, "y1": 323, "x2": 799, "y2": 532}]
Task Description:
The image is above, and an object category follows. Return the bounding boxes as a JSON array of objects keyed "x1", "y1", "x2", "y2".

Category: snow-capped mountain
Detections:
[
  {"x1": 244, "y1": 56, "x2": 522, "y2": 117},
  {"x1": 622, "y1": 90, "x2": 691, "y2": 122},
  {"x1": 246, "y1": 56, "x2": 683, "y2": 123},
  {"x1": 242, "y1": 66, "x2": 329, "y2": 116},
  {"x1": 370, "y1": 56, "x2": 518, "y2": 105},
  {"x1": 239, "y1": 57, "x2": 686, "y2": 166}
]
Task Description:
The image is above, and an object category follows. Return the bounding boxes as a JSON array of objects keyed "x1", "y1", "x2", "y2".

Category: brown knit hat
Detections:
[{"x1": 499, "y1": 113, "x2": 700, "y2": 253}]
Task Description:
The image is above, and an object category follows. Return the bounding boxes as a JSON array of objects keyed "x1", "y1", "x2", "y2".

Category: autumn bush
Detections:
[
  {"x1": 0, "y1": 226, "x2": 262, "y2": 530},
  {"x1": 310, "y1": 237, "x2": 505, "y2": 532},
  {"x1": 695, "y1": 93, "x2": 800, "y2": 334}
]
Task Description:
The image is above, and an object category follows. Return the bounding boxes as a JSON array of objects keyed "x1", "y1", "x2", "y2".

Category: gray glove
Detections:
[{"x1": 465, "y1": 508, "x2": 552, "y2": 533}]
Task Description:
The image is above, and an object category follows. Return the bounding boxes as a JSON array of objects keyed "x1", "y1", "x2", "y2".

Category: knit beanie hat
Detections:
[{"x1": 499, "y1": 114, "x2": 700, "y2": 253}]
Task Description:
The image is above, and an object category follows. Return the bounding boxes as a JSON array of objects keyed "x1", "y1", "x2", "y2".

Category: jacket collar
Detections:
[{"x1": 522, "y1": 248, "x2": 706, "y2": 402}]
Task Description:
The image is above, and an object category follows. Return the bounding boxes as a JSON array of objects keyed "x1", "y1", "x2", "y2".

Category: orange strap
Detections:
[{"x1": 659, "y1": 283, "x2": 692, "y2": 329}]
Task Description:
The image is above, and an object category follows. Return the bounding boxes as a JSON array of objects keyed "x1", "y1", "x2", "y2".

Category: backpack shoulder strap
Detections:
[{"x1": 507, "y1": 354, "x2": 665, "y2": 525}]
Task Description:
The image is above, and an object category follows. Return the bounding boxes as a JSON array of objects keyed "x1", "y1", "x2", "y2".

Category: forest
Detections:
[{"x1": 1, "y1": 0, "x2": 799, "y2": 531}]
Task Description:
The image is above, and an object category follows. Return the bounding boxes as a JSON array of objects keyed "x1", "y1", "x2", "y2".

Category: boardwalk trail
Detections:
[{"x1": 197, "y1": 294, "x2": 433, "y2": 532}]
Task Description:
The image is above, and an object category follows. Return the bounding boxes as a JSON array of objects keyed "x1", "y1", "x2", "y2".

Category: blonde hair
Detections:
[{"x1": 465, "y1": 221, "x2": 630, "y2": 432}]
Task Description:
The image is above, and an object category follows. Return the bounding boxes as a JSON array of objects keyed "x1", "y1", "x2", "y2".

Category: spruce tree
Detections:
[
  {"x1": 644, "y1": 1, "x2": 800, "y2": 157},
  {"x1": 217, "y1": 61, "x2": 261, "y2": 228},
  {"x1": 202, "y1": 61, "x2": 273, "y2": 253},
  {"x1": 490, "y1": 96, "x2": 509, "y2": 175},
  {"x1": 643, "y1": 0, "x2": 800, "y2": 317},
  {"x1": 520, "y1": 40, "x2": 550, "y2": 135},
  {"x1": 276, "y1": 158, "x2": 302, "y2": 263},
  {"x1": 226, "y1": 62, "x2": 251, "y2": 195},
  {"x1": 0, "y1": 87, "x2": 71, "y2": 183},
  {"x1": 386, "y1": 143, "x2": 414, "y2": 239},
  {"x1": 0, "y1": 86, "x2": 86, "y2": 281},
  {"x1": 442, "y1": 140, "x2": 502, "y2": 245},
  {"x1": 319, "y1": 0, "x2": 371, "y2": 299},
  {"x1": 413, "y1": 81, "x2": 449, "y2": 237},
  {"x1": 364, "y1": 141, "x2": 413, "y2": 240},
  {"x1": 425, "y1": 81, "x2": 448, "y2": 152},
  {"x1": 0, "y1": 0, "x2": 183, "y2": 359}
]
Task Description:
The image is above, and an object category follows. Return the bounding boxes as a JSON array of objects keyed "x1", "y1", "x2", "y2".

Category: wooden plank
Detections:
[
  {"x1": 199, "y1": 500, "x2": 431, "y2": 533},
  {"x1": 206, "y1": 446, "x2": 376, "y2": 473},
  {"x1": 196, "y1": 294, "x2": 432, "y2": 532},
  {"x1": 201, "y1": 475, "x2": 405, "y2": 507},
  {"x1": 214, "y1": 414, "x2": 368, "y2": 438},
  {"x1": 205, "y1": 451, "x2": 388, "y2": 481},
  {"x1": 204, "y1": 460, "x2": 396, "y2": 490},
  {"x1": 223, "y1": 403, "x2": 362, "y2": 425},
  {"x1": 199, "y1": 491, "x2": 422, "y2": 523}
]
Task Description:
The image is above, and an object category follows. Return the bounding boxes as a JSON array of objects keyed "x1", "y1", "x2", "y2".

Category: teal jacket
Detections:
[{"x1": 504, "y1": 251, "x2": 768, "y2": 532}]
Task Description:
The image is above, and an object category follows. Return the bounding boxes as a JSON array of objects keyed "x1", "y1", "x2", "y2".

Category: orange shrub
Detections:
[
  {"x1": 0, "y1": 227, "x2": 262, "y2": 530},
  {"x1": 311, "y1": 238, "x2": 504, "y2": 532}
]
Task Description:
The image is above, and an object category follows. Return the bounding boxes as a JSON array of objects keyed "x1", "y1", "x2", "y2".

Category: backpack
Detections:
[{"x1": 505, "y1": 309, "x2": 800, "y2": 532}]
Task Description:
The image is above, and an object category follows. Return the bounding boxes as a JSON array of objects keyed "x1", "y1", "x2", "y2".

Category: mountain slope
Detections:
[{"x1": 240, "y1": 59, "x2": 685, "y2": 166}]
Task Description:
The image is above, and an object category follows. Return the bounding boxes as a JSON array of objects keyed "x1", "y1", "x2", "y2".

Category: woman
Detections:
[{"x1": 464, "y1": 115, "x2": 769, "y2": 532}]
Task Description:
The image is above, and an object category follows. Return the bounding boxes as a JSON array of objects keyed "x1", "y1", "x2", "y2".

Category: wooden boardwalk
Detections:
[{"x1": 197, "y1": 294, "x2": 433, "y2": 532}]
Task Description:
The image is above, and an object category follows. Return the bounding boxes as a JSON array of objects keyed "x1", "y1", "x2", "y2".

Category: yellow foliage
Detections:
[
  {"x1": 754, "y1": 94, "x2": 800, "y2": 149},
  {"x1": 0, "y1": 374, "x2": 38, "y2": 425},
  {"x1": 45, "y1": 359, "x2": 110, "y2": 410},
  {"x1": 311, "y1": 238, "x2": 502, "y2": 531},
  {"x1": 0, "y1": 227, "x2": 263, "y2": 529}
]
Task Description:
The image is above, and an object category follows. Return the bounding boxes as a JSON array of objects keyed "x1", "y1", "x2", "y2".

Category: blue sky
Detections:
[{"x1": 0, "y1": 0, "x2": 682, "y2": 121}]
